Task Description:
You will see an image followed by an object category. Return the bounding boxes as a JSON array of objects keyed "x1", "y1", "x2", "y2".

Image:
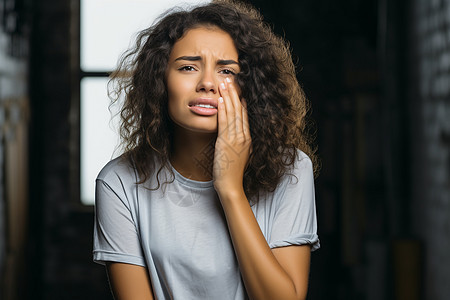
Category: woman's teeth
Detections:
[{"x1": 194, "y1": 104, "x2": 215, "y2": 109}]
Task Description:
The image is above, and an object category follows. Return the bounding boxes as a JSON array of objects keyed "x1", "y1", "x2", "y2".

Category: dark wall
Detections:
[
  {"x1": 409, "y1": 0, "x2": 450, "y2": 299},
  {"x1": 28, "y1": 0, "x2": 110, "y2": 298}
]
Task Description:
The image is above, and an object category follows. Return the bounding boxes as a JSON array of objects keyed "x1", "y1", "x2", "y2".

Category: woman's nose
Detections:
[{"x1": 196, "y1": 69, "x2": 217, "y2": 94}]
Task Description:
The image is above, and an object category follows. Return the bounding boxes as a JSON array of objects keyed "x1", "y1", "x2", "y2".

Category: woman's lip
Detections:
[
  {"x1": 188, "y1": 98, "x2": 218, "y2": 108},
  {"x1": 188, "y1": 105, "x2": 218, "y2": 116}
]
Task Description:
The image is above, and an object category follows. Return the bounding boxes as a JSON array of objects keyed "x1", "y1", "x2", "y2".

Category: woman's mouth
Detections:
[{"x1": 188, "y1": 99, "x2": 218, "y2": 116}]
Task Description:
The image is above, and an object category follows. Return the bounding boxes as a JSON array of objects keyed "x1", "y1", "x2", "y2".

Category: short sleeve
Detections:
[
  {"x1": 268, "y1": 154, "x2": 320, "y2": 251},
  {"x1": 93, "y1": 167, "x2": 146, "y2": 266}
]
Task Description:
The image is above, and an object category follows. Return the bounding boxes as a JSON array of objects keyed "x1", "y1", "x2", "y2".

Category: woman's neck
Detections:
[{"x1": 170, "y1": 125, "x2": 217, "y2": 181}]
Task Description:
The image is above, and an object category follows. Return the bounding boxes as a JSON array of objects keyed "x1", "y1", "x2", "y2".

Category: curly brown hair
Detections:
[{"x1": 109, "y1": 0, "x2": 318, "y2": 199}]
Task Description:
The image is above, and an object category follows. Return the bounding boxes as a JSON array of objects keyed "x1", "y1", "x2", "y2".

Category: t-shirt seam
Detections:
[
  {"x1": 93, "y1": 249, "x2": 144, "y2": 260},
  {"x1": 175, "y1": 179, "x2": 215, "y2": 190}
]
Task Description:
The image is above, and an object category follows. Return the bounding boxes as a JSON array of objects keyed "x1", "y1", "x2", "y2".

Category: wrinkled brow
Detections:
[{"x1": 174, "y1": 56, "x2": 239, "y2": 66}]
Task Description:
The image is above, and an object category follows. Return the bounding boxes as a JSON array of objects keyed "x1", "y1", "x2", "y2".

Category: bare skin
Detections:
[
  {"x1": 106, "y1": 27, "x2": 311, "y2": 300},
  {"x1": 106, "y1": 262, "x2": 154, "y2": 300}
]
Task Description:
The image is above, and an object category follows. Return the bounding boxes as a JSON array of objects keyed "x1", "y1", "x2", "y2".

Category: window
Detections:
[{"x1": 80, "y1": 0, "x2": 211, "y2": 205}]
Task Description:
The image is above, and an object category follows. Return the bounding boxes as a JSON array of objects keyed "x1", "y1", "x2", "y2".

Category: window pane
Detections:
[
  {"x1": 80, "y1": 0, "x2": 212, "y2": 205},
  {"x1": 81, "y1": 0, "x2": 211, "y2": 71},
  {"x1": 80, "y1": 77, "x2": 121, "y2": 205}
]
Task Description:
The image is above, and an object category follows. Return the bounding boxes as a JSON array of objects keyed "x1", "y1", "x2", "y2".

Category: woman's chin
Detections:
[
  {"x1": 172, "y1": 121, "x2": 218, "y2": 135},
  {"x1": 189, "y1": 126, "x2": 218, "y2": 134}
]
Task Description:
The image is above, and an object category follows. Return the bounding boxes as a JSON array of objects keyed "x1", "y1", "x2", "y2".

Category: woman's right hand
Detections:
[{"x1": 213, "y1": 77, "x2": 252, "y2": 198}]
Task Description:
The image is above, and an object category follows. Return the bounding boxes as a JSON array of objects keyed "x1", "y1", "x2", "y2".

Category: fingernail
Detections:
[
  {"x1": 220, "y1": 83, "x2": 226, "y2": 89},
  {"x1": 225, "y1": 78, "x2": 232, "y2": 83},
  {"x1": 219, "y1": 97, "x2": 224, "y2": 103}
]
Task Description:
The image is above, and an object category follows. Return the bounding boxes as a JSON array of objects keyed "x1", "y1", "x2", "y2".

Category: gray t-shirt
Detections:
[{"x1": 93, "y1": 149, "x2": 319, "y2": 300}]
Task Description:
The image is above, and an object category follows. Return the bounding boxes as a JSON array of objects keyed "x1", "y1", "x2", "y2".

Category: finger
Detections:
[
  {"x1": 219, "y1": 82, "x2": 236, "y2": 138},
  {"x1": 241, "y1": 98, "x2": 250, "y2": 140},
  {"x1": 225, "y1": 78, "x2": 243, "y2": 136},
  {"x1": 217, "y1": 96, "x2": 226, "y2": 136},
  {"x1": 225, "y1": 77, "x2": 241, "y2": 112}
]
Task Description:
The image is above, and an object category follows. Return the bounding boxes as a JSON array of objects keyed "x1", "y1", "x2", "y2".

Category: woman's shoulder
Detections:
[
  {"x1": 253, "y1": 149, "x2": 315, "y2": 209},
  {"x1": 96, "y1": 154, "x2": 137, "y2": 183},
  {"x1": 291, "y1": 149, "x2": 314, "y2": 174},
  {"x1": 278, "y1": 149, "x2": 314, "y2": 188}
]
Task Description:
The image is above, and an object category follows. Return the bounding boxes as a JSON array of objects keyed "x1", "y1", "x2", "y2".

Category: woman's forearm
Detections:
[{"x1": 219, "y1": 189, "x2": 308, "y2": 300}]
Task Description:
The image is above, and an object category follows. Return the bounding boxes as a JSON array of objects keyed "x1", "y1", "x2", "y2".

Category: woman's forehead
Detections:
[{"x1": 169, "y1": 27, "x2": 238, "y2": 61}]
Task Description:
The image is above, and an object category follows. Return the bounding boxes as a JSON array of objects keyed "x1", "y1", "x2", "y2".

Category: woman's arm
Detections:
[
  {"x1": 106, "y1": 262, "x2": 154, "y2": 300},
  {"x1": 214, "y1": 78, "x2": 311, "y2": 300},
  {"x1": 219, "y1": 190, "x2": 311, "y2": 300}
]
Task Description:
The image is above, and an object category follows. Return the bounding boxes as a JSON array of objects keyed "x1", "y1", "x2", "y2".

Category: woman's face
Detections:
[{"x1": 166, "y1": 26, "x2": 240, "y2": 133}]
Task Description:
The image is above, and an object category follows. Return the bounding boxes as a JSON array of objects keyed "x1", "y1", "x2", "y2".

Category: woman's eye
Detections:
[
  {"x1": 179, "y1": 66, "x2": 196, "y2": 72},
  {"x1": 220, "y1": 69, "x2": 236, "y2": 75}
]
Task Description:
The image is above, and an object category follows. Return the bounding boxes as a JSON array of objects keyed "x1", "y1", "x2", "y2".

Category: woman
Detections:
[{"x1": 93, "y1": 0, "x2": 320, "y2": 299}]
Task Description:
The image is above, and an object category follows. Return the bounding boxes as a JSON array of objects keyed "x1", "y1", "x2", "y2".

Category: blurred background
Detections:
[{"x1": 0, "y1": 0, "x2": 449, "y2": 299}]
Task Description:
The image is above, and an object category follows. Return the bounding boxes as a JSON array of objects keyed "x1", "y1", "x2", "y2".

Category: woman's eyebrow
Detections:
[
  {"x1": 217, "y1": 59, "x2": 239, "y2": 66},
  {"x1": 175, "y1": 55, "x2": 201, "y2": 62},
  {"x1": 174, "y1": 56, "x2": 239, "y2": 65}
]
